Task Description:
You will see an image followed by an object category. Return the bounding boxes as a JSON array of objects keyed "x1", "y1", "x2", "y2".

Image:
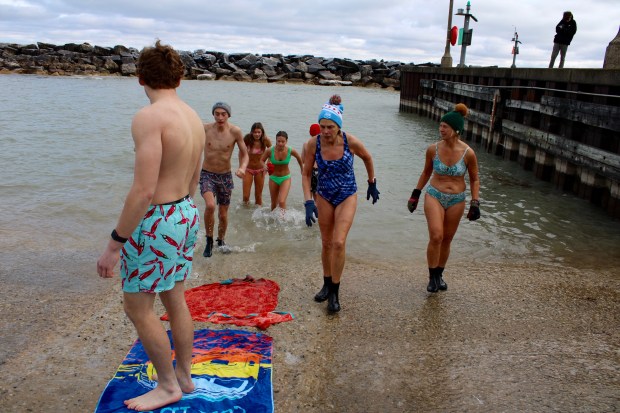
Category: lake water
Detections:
[{"x1": 0, "y1": 74, "x2": 619, "y2": 289}]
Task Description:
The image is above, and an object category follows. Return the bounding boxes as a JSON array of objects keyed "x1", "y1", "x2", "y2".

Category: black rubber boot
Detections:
[
  {"x1": 203, "y1": 236, "x2": 213, "y2": 257},
  {"x1": 216, "y1": 238, "x2": 231, "y2": 254},
  {"x1": 437, "y1": 267, "x2": 447, "y2": 291},
  {"x1": 327, "y1": 281, "x2": 341, "y2": 313},
  {"x1": 314, "y1": 276, "x2": 331, "y2": 302},
  {"x1": 427, "y1": 267, "x2": 439, "y2": 293}
]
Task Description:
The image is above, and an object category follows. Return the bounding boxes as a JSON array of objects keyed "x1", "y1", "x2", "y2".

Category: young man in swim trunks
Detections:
[
  {"x1": 97, "y1": 40, "x2": 205, "y2": 411},
  {"x1": 407, "y1": 103, "x2": 480, "y2": 293},
  {"x1": 200, "y1": 102, "x2": 249, "y2": 257}
]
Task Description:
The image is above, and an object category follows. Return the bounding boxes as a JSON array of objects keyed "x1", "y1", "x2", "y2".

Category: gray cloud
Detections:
[{"x1": 0, "y1": 1, "x2": 618, "y2": 68}]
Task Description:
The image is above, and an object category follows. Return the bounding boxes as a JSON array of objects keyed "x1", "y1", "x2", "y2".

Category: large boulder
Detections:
[
  {"x1": 318, "y1": 70, "x2": 338, "y2": 80},
  {"x1": 121, "y1": 62, "x2": 136, "y2": 76},
  {"x1": 102, "y1": 58, "x2": 119, "y2": 72},
  {"x1": 232, "y1": 69, "x2": 252, "y2": 81},
  {"x1": 252, "y1": 68, "x2": 268, "y2": 81},
  {"x1": 261, "y1": 64, "x2": 278, "y2": 77},
  {"x1": 197, "y1": 72, "x2": 216, "y2": 80},
  {"x1": 235, "y1": 54, "x2": 259, "y2": 68},
  {"x1": 344, "y1": 72, "x2": 362, "y2": 83}
]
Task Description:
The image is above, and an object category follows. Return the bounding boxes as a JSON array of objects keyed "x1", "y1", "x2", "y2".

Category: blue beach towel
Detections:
[{"x1": 95, "y1": 328, "x2": 274, "y2": 413}]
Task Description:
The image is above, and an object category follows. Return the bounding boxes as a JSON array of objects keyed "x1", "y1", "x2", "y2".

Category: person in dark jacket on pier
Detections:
[{"x1": 549, "y1": 11, "x2": 577, "y2": 68}]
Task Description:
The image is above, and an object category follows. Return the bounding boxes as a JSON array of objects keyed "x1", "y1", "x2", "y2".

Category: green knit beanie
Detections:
[{"x1": 440, "y1": 103, "x2": 468, "y2": 135}]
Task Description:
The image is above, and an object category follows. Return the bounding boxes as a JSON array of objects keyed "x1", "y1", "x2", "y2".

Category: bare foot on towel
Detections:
[{"x1": 124, "y1": 386, "x2": 182, "y2": 411}]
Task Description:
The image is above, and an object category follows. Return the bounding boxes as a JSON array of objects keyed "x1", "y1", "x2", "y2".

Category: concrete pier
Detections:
[{"x1": 400, "y1": 67, "x2": 620, "y2": 218}]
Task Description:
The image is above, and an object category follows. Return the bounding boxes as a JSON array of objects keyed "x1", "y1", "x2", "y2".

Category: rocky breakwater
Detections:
[{"x1": 0, "y1": 42, "x2": 415, "y2": 89}]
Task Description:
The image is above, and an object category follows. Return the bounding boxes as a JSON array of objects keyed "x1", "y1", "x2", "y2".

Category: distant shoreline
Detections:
[{"x1": 0, "y1": 41, "x2": 439, "y2": 89}]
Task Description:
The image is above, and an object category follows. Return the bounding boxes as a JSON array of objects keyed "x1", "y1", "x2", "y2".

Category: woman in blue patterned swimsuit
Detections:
[
  {"x1": 407, "y1": 103, "x2": 481, "y2": 293},
  {"x1": 302, "y1": 95, "x2": 380, "y2": 313}
]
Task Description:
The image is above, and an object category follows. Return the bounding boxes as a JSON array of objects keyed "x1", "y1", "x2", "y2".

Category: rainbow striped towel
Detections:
[{"x1": 95, "y1": 328, "x2": 273, "y2": 412}]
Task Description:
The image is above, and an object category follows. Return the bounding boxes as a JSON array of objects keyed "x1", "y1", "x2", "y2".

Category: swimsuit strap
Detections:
[
  {"x1": 285, "y1": 147, "x2": 291, "y2": 162},
  {"x1": 342, "y1": 132, "x2": 350, "y2": 152},
  {"x1": 460, "y1": 147, "x2": 470, "y2": 161}
]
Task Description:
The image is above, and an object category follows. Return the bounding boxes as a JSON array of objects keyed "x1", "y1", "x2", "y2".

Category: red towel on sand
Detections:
[{"x1": 161, "y1": 275, "x2": 293, "y2": 330}]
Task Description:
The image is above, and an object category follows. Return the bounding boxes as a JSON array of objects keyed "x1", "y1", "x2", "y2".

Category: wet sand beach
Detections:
[
  {"x1": 1, "y1": 75, "x2": 619, "y2": 412},
  {"x1": 1, "y1": 247, "x2": 618, "y2": 413}
]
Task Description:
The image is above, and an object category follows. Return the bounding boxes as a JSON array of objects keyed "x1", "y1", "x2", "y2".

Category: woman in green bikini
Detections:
[{"x1": 260, "y1": 130, "x2": 303, "y2": 211}]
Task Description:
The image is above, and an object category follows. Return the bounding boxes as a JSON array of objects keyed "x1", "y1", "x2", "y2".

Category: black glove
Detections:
[
  {"x1": 367, "y1": 179, "x2": 380, "y2": 204},
  {"x1": 304, "y1": 200, "x2": 318, "y2": 227},
  {"x1": 407, "y1": 189, "x2": 422, "y2": 213},
  {"x1": 467, "y1": 199, "x2": 481, "y2": 221}
]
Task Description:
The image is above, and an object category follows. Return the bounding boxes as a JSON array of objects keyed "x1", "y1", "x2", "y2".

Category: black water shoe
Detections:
[
  {"x1": 314, "y1": 276, "x2": 331, "y2": 302},
  {"x1": 203, "y1": 236, "x2": 213, "y2": 258}
]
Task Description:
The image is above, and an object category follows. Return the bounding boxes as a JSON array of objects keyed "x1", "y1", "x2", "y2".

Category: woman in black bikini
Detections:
[{"x1": 242, "y1": 122, "x2": 272, "y2": 206}]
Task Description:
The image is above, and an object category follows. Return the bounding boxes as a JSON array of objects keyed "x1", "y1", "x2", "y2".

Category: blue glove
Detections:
[
  {"x1": 367, "y1": 179, "x2": 380, "y2": 204},
  {"x1": 304, "y1": 200, "x2": 318, "y2": 227},
  {"x1": 467, "y1": 199, "x2": 481, "y2": 221},
  {"x1": 407, "y1": 188, "x2": 422, "y2": 213}
]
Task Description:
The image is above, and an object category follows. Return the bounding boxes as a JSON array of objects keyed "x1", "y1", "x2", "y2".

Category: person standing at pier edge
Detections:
[
  {"x1": 96, "y1": 40, "x2": 205, "y2": 411},
  {"x1": 549, "y1": 11, "x2": 577, "y2": 68},
  {"x1": 200, "y1": 102, "x2": 249, "y2": 257},
  {"x1": 302, "y1": 95, "x2": 380, "y2": 312},
  {"x1": 242, "y1": 122, "x2": 271, "y2": 206},
  {"x1": 407, "y1": 103, "x2": 480, "y2": 293}
]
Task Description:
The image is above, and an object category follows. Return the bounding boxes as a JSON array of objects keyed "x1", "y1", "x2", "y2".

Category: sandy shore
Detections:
[{"x1": 0, "y1": 248, "x2": 618, "y2": 412}]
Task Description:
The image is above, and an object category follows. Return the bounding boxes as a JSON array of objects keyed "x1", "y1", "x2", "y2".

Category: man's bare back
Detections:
[{"x1": 141, "y1": 96, "x2": 205, "y2": 204}]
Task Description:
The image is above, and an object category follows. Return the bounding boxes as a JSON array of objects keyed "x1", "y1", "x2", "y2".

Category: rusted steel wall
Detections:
[{"x1": 400, "y1": 67, "x2": 620, "y2": 219}]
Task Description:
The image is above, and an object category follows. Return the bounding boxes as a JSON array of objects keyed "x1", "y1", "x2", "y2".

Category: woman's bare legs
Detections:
[
  {"x1": 316, "y1": 194, "x2": 357, "y2": 311},
  {"x1": 276, "y1": 178, "x2": 292, "y2": 210},
  {"x1": 424, "y1": 194, "x2": 466, "y2": 291},
  {"x1": 242, "y1": 173, "x2": 253, "y2": 204},
  {"x1": 268, "y1": 179, "x2": 279, "y2": 211},
  {"x1": 254, "y1": 172, "x2": 265, "y2": 206}
]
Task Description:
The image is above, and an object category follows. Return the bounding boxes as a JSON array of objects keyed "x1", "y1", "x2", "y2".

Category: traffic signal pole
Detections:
[{"x1": 456, "y1": 1, "x2": 477, "y2": 67}]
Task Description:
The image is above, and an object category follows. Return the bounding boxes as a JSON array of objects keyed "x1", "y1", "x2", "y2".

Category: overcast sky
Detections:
[{"x1": 1, "y1": 1, "x2": 618, "y2": 68}]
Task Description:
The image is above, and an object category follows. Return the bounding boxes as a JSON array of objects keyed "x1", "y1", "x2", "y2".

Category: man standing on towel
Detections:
[
  {"x1": 97, "y1": 40, "x2": 205, "y2": 411},
  {"x1": 199, "y1": 102, "x2": 249, "y2": 257}
]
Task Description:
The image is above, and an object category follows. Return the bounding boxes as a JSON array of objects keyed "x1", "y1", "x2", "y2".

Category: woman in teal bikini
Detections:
[
  {"x1": 242, "y1": 122, "x2": 272, "y2": 206},
  {"x1": 260, "y1": 130, "x2": 303, "y2": 211},
  {"x1": 407, "y1": 103, "x2": 481, "y2": 293}
]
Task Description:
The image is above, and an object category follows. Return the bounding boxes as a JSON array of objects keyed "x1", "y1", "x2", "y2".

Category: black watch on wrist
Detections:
[{"x1": 111, "y1": 229, "x2": 128, "y2": 243}]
